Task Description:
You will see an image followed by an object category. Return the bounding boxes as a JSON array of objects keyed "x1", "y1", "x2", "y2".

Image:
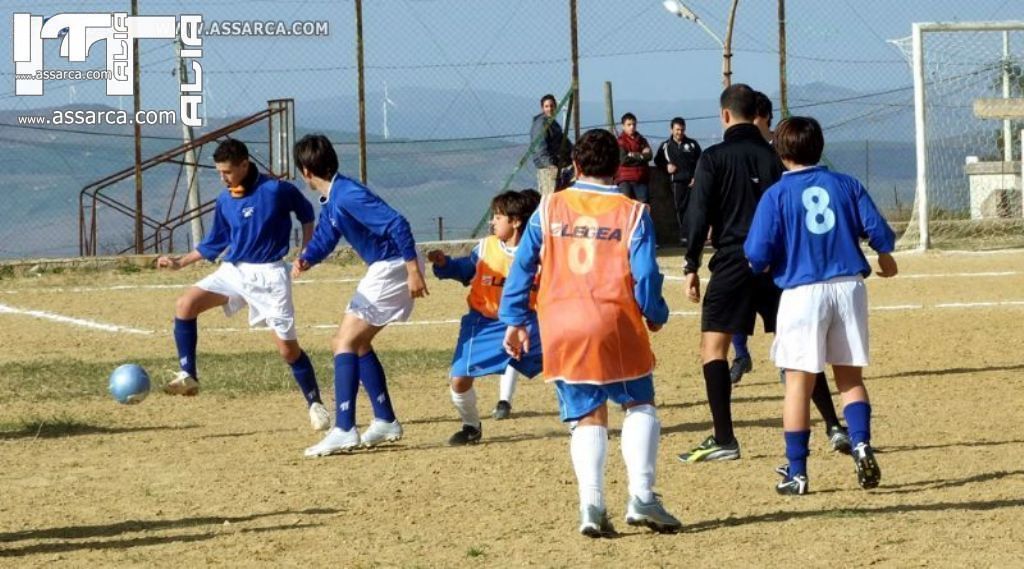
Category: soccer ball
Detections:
[{"x1": 108, "y1": 363, "x2": 150, "y2": 405}]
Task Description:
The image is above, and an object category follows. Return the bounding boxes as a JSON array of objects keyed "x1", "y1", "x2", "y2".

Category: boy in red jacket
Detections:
[{"x1": 615, "y1": 113, "x2": 653, "y2": 204}]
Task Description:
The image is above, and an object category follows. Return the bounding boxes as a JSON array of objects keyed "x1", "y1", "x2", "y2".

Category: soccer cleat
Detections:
[
  {"x1": 448, "y1": 424, "x2": 482, "y2": 446},
  {"x1": 677, "y1": 435, "x2": 741, "y2": 463},
  {"x1": 852, "y1": 442, "x2": 882, "y2": 489},
  {"x1": 308, "y1": 402, "x2": 331, "y2": 431},
  {"x1": 492, "y1": 400, "x2": 512, "y2": 421},
  {"x1": 304, "y1": 426, "x2": 360, "y2": 457},
  {"x1": 827, "y1": 425, "x2": 852, "y2": 455},
  {"x1": 729, "y1": 355, "x2": 753, "y2": 384},
  {"x1": 625, "y1": 495, "x2": 683, "y2": 533},
  {"x1": 360, "y1": 419, "x2": 403, "y2": 448},
  {"x1": 578, "y1": 505, "x2": 615, "y2": 538},
  {"x1": 776, "y1": 472, "x2": 810, "y2": 495},
  {"x1": 164, "y1": 371, "x2": 199, "y2": 396}
]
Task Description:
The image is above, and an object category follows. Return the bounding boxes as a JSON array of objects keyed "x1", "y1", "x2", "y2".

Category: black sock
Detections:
[
  {"x1": 703, "y1": 360, "x2": 734, "y2": 444},
  {"x1": 811, "y1": 372, "x2": 841, "y2": 430}
]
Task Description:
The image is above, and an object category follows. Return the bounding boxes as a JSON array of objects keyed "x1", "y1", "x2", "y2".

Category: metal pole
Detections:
[
  {"x1": 723, "y1": 0, "x2": 739, "y2": 87},
  {"x1": 438, "y1": 217, "x2": 444, "y2": 241},
  {"x1": 1002, "y1": 30, "x2": 1012, "y2": 163},
  {"x1": 355, "y1": 0, "x2": 368, "y2": 183},
  {"x1": 604, "y1": 81, "x2": 615, "y2": 132},
  {"x1": 176, "y1": 36, "x2": 203, "y2": 250},
  {"x1": 777, "y1": 0, "x2": 789, "y2": 118},
  {"x1": 569, "y1": 0, "x2": 581, "y2": 140},
  {"x1": 132, "y1": 0, "x2": 144, "y2": 253},
  {"x1": 912, "y1": 23, "x2": 930, "y2": 250}
]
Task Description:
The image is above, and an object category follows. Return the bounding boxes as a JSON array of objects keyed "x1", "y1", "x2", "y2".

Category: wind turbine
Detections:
[{"x1": 382, "y1": 81, "x2": 397, "y2": 140}]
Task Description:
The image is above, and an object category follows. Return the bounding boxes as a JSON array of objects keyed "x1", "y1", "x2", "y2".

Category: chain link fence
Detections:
[{"x1": 0, "y1": 0, "x2": 1019, "y2": 259}]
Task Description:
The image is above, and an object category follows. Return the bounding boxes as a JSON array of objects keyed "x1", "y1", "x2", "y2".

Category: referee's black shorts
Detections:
[{"x1": 701, "y1": 246, "x2": 781, "y2": 335}]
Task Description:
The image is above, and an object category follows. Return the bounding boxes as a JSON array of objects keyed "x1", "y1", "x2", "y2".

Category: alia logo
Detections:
[{"x1": 242, "y1": 207, "x2": 255, "y2": 218}]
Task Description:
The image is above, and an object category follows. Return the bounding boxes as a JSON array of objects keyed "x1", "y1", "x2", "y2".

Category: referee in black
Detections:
[{"x1": 678, "y1": 84, "x2": 784, "y2": 463}]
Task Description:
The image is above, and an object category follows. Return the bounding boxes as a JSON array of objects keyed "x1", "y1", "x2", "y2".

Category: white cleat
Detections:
[
  {"x1": 304, "y1": 427, "x2": 360, "y2": 457},
  {"x1": 360, "y1": 419, "x2": 403, "y2": 448},
  {"x1": 308, "y1": 402, "x2": 331, "y2": 431},
  {"x1": 164, "y1": 371, "x2": 199, "y2": 396}
]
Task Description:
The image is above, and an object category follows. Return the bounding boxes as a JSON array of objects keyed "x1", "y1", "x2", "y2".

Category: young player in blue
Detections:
[
  {"x1": 156, "y1": 139, "x2": 328, "y2": 431},
  {"x1": 427, "y1": 190, "x2": 543, "y2": 445},
  {"x1": 744, "y1": 117, "x2": 898, "y2": 495},
  {"x1": 291, "y1": 134, "x2": 428, "y2": 457}
]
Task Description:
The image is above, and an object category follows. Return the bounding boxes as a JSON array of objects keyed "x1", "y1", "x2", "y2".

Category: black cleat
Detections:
[
  {"x1": 448, "y1": 424, "x2": 482, "y2": 446},
  {"x1": 827, "y1": 425, "x2": 852, "y2": 455},
  {"x1": 492, "y1": 400, "x2": 512, "y2": 421},
  {"x1": 852, "y1": 442, "x2": 881, "y2": 489},
  {"x1": 730, "y1": 355, "x2": 752, "y2": 384}
]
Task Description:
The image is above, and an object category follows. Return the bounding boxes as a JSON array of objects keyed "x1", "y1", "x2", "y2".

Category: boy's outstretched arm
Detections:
[{"x1": 428, "y1": 244, "x2": 479, "y2": 286}]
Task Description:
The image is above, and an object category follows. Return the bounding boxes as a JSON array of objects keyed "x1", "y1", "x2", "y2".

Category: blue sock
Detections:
[
  {"x1": 358, "y1": 351, "x2": 396, "y2": 422},
  {"x1": 288, "y1": 350, "x2": 321, "y2": 406},
  {"x1": 784, "y1": 430, "x2": 811, "y2": 478},
  {"x1": 732, "y1": 334, "x2": 750, "y2": 359},
  {"x1": 173, "y1": 317, "x2": 198, "y2": 379},
  {"x1": 333, "y1": 353, "x2": 360, "y2": 431},
  {"x1": 844, "y1": 401, "x2": 872, "y2": 447}
]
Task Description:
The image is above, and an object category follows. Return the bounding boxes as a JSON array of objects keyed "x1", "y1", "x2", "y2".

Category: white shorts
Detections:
[
  {"x1": 346, "y1": 257, "x2": 422, "y2": 327},
  {"x1": 771, "y1": 276, "x2": 869, "y2": 373},
  {"x1": 195, "y1": 261, "x2": 297, "y2": 340}
]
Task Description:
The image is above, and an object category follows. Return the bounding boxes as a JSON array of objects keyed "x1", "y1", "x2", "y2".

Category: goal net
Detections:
[{"x1": 894, "y1": 23, "x2": 1024, "y2": 250}]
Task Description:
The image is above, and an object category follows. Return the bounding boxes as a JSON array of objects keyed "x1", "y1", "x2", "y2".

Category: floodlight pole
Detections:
[
  {"x1": 132, "y1": 0, "x2": 144, "y2": 253},
  {"x1": 355, "y1": 0, "x2": 368, "y2": 183},
  {"x1": 569, "y1": 0, "x2": 581, "y2": 140},
  {"x1": 778, "y1": 0, "x2": 789, "y2": 117},
  {"x1": 723, "y1": 0, "x2": 739, "y2": 88}
]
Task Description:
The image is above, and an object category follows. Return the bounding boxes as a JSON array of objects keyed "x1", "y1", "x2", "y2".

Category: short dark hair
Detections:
[
  {"x1": 620, "y1": 112, "x2": 637, "y2": 124},
  {"x1": 293, "y1": 134, "x2": 339, "y2": 179},
  {"x1": 520, "y1": 188, "x2": 542, "y2": 212},
  {"x1": 774, "y1": 116, "x2": 824, "y2": 166},
  {"x1": 719, "y1": 84, "x2": 757, "y2": 121},
  {"x1": 492, "y1": 189, "x2": 540, "y2": 224},
  {"x1": 213, "y1": 138, "x2": 249, "y2": 165},
  {"x1": 754, "y1": 91, "x2": 773, "y2": 124},
  {"x1": 671, "y1": 117, "x2": 686, "y2": 129},
  {"x1": 540, "y1": 94, "x2": 556, "y2": 106},
  {"x1": 571, "y1": 129, "x2": 619, "y2": 178}
]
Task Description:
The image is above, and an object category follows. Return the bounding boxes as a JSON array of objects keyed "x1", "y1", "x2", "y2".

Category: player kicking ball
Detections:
[
  {"x1": 156, "y1": 139, "x2": 328, "y2": 431},
  {"x1": 427, "y1": 189, "x2": 543, "y2": 445},
  {"x1": 744, "y1": 117, "x2": 897, "y2": 495},
  {"x1": 291, "y1": 134, "x2": 428, "y2": 457},
  {"x1": 502, "y1": 129, "x2": 681, "y2": 537}
]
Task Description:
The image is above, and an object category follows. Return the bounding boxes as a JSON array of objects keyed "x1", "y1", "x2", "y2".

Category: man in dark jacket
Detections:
[
  {"x1": 653, "y1": 117, "x2": 702, "y2": 245},
  {"x1": 531, "y1": 94, "x2": 571, "y2": 195},
  {"x1": 614, "y1": 112, "x2": 653, "y2": 204}
]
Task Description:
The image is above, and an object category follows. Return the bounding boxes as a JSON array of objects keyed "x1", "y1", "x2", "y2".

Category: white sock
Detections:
[
  {"x1": 498, "y1": 366, "x2": 518, "y2": 404},
  {"x1": 621, "y1": 404, "x2": 659, "y2": 503},
  {"x1": 570, "y1": 425, "x2": 607, "y2": 510},
  {"x1": 450, "y1": 386, "x2": 480, "y2": 428}
]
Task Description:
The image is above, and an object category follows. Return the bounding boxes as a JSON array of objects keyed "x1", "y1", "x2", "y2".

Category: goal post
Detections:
[{"x1": 905, "y1": 21, "x2": 1024, "y2": 250}]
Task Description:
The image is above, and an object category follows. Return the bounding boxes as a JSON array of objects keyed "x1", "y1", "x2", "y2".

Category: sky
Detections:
[{"x1": 0, "y1": 0, "x2": 1019, "y2": 133}]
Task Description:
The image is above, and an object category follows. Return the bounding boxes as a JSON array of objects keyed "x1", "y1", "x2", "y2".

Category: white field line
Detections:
[
  {"x1": 663, "y1": 271, "x2": 1020, "y2": 281},
  {"x1": 0, "y1": 278, "x2": 363, "y2": 295},
  {"x1": 0, "y1": 302, "x2": 153, "y2": 335}
]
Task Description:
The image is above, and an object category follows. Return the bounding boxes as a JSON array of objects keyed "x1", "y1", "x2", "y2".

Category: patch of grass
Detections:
[
  {"x1": 0, "y1": 414, "x2": 114, "y2": 439},
  {"x1": 466, "y1": 546, "x2": 486, "y2": 558},
  {"x1": 117, "y1": 263, "x2": 142, "y2": 274},
  {"x1": 0, "y1": 265, "x2": 14, "y2": 280},
  {"x1": 0, "y1": 348, "x2": 452, "y2": 403}
]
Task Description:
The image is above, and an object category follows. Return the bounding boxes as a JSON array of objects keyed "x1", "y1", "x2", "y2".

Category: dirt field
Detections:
[{"x1": 1, "y1": 249, "x2": 1023, "y2": 567}]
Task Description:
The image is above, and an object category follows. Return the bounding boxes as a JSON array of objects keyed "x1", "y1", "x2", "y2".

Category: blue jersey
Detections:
[
  {"x1": 197, "y1": 172, "x2": 314, "y2": 264},
  {"x1": 744, "y1": 165, "x2": 895, "y2": 290},
  {"x1": 499, "y1": 182, "x2": 669, "y2": 327},
  {"x1": 301, "y1": 174, "x2": 418, "y2": 267}
]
